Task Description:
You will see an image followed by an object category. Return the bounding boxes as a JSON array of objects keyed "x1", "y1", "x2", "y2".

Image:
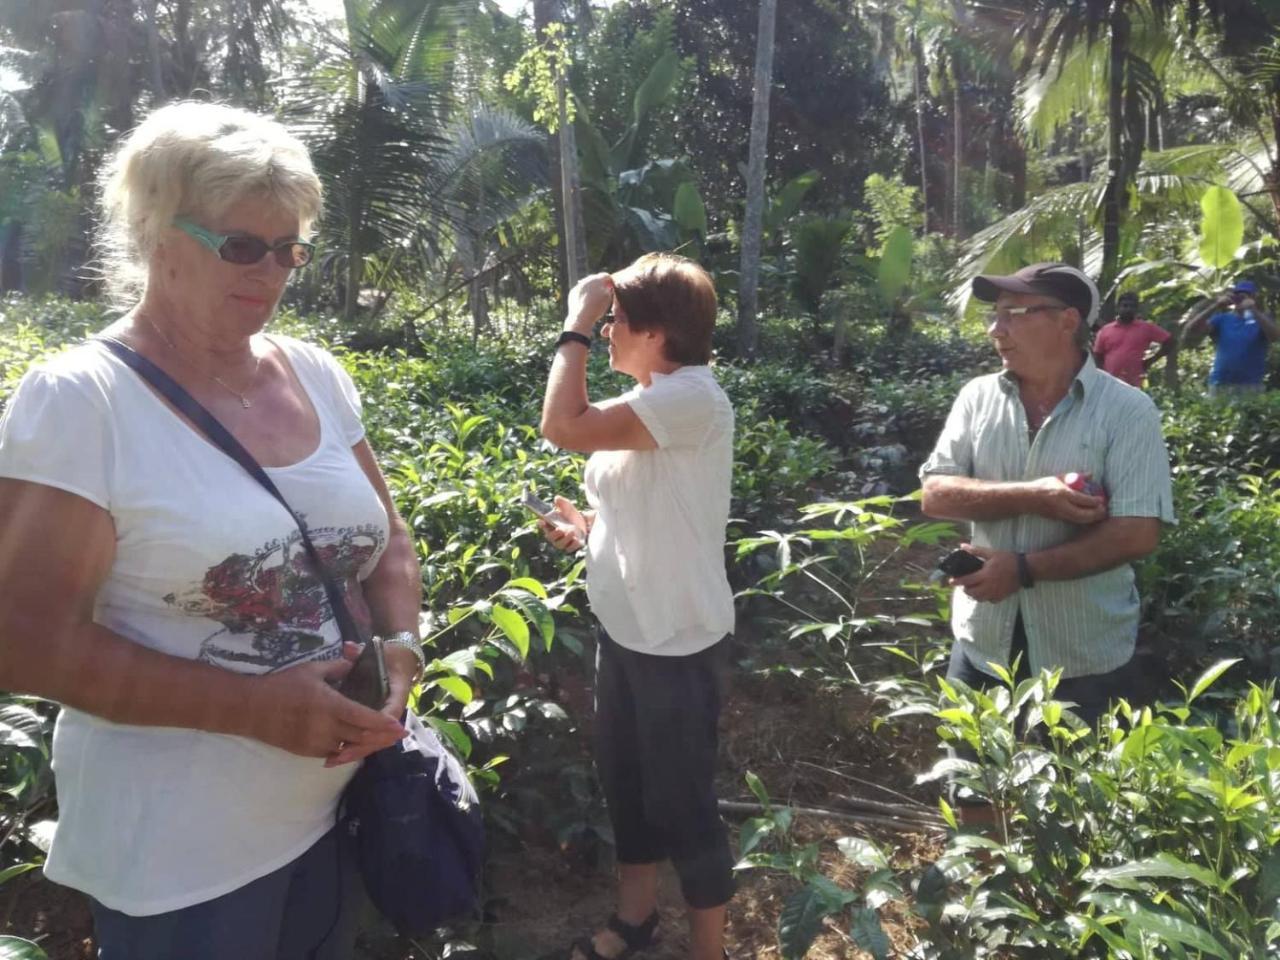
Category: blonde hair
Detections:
[{"x1": 98, "y1": 101, "x2": 323, "y2": 305}]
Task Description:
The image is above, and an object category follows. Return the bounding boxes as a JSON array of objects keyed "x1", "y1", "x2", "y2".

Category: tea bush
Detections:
[{"x1": 741, "y1": 662, "x2": 1280, "y2": 959}]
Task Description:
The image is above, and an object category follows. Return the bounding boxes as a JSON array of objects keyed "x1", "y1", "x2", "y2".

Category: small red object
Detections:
[{"x1": 1063, "y1": 472, "x2": 1107, "y2": 500}]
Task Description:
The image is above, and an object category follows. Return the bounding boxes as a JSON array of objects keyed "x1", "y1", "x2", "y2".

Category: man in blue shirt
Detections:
[{"x1": 1181, "y1": 279, "x2": 1279, "y2": 397}]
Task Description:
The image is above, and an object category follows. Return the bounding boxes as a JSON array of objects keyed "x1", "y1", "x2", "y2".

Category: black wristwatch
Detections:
[
  {"x1": 1016, "y1": 552, "x2": 1035, "y2": 589},
  {"x1": 555, "y1": 331, "x2": 592, "y2": 350}
]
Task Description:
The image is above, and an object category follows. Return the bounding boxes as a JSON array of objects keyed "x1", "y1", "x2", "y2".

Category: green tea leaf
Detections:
[
  {"x1": 1080, "y1": 892, "x2": 1233, "y2": 958},
  {"x1": 433, "y1": 675, "x2": 474, "y2": 705},
  {"x1": 738, "y1": 817, "x2": 774, "y2": 860},
  {"x1": 836, "y1": 836, "x2": 889, "y2": 870},
  {"x1": 425, "y1": 716, "x2": 471, "y2": 759},
  {"x1": 489, "y1": 604, "x2": 530, "y2": 659},
  {"x1": 504, "y1": 576, "x2": 548, "y2": 599},
  {"x1": 1187, "y1": 658, "x2": 1241, "y2": 704},
  {"x1": 849, "y1": 906, "x2": 891, "y2": 960},
  {"x1": 1084, "y1": 853, "x2": 1225, "y2": 892},
  {"x1": 937, "y1": 797, "x2": 958, "y2": 831},
  {"x1": 779, "y1": 879, "x2": 855, "y2": 960}
]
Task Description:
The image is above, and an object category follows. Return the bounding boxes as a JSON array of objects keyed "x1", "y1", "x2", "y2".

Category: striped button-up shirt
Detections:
[{"x1": 919, "y1": 355, "x2": 1175, "y2": 679}]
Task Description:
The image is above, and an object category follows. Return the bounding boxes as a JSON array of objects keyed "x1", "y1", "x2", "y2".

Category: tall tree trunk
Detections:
[
  {"x1": 534, "y1": 0, "x2": 570, "y2": 306},
  {"x1": 557, "y1": 74, "x2": 587, "y2": 287},
  {"x1": 913, "y1": 38, "x2": 930, "y2": 235},
  {"x1": 1100, "y1": 8, "x2": 1130, "y2": 304},
  {"x1": 736, "y1": 0, "x2": 777, "y2": 359},
  {"x1": 952, "y1": 73, "x2": 963, "y2": 238},
  {"x1": 147, "y1": 0, "x2": 165, "y2": 97}
]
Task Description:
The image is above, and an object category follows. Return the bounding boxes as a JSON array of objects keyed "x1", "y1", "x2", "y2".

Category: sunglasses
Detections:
[{"x1": 173, "y1": 217, "x2": 315, "y2": 269}]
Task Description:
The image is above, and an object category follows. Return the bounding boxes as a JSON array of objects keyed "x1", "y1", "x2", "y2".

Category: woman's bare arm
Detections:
[{"x1": 0, "y1": 478, "x2": 404, "y2": 758}]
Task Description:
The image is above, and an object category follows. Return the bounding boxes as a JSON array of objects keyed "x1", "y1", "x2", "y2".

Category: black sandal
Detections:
[{"x1": 567, "y1": 910, "x2": 660, "y2": 960}]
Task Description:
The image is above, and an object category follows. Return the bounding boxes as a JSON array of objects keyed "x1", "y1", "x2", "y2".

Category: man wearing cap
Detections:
[
  {"x1": 1093, "y1": 292, "x2": 1174, "y2": 388},
  {"x1": 1180, "y1": 280, "x2": 1278, "y2": 397},
  {"x1": 919, "y1": 263, "x2": 1175, "y2": 742}
]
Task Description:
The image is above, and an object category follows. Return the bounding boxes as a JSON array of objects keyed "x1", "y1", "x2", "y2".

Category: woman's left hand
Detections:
[{"x1": 325, "y1": 641, "x2": 419, "y2": 767}]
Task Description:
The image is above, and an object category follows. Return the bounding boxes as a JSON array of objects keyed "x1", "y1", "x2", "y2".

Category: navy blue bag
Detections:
[
  {"x1": 341, "y1": 709, "x2": 485, "y2": 934},
  {"x1": 97, "y1": 337, "x2": 485, "y2": 934}
]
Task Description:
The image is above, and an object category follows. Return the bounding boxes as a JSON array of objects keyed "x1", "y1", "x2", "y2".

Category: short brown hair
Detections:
[{"x1": 611, "y1": 253, "x2": 717, "y2": 365}]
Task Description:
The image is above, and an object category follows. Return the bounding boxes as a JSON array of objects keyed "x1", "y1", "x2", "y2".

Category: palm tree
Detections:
[
  {"x1": 282, "y1": 0, "x2": 543, "y2": 323},
  {"x1": 955, "y1": 0, "x2": 1280, "y2": 312},
  {"x1": 977, "y1": 0, "x2": 1264, "y2": 297}
]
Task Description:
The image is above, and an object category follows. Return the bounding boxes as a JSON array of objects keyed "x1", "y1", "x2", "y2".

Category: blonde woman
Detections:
[
  {"x1": 541, "y1": 254, "x2": 736, "y2": 960},
  {"x1": 0, "y1": 102, "x2": 423, "y2": 957}
]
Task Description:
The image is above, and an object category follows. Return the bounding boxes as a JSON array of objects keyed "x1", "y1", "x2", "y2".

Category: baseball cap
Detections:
[
  {"x1": 1232, "y1": 279, "x2": 1258, "y2": 295},
  {"x1": 972, "y1": 262, "x2": 1100, "y2": 327}
]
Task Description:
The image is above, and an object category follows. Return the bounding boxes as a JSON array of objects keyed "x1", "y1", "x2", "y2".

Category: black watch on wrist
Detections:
[
  {"x1": 1016, "y1": 552, "x2": 1035, "y2": 589},
  {"x1": 555, "y1": 331, "x2": 592, "y2": 350}
]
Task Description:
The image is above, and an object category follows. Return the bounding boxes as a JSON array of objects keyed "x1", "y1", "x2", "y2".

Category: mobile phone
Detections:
[
  {"x1": 520, "y1": 487, "x2": 586, "y2": 539},
  {"x1": 936, "y1": 548, "x2": 985, "y2": 579},
  {"x1": 520, "y1": 487, "x2": 555, "y2": 518},
  {"x1": 337, "y1": 637, "x2": 390, "y2": 711}
]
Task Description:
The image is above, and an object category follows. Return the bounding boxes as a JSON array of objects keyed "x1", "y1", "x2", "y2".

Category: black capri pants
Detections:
[{"x1": 593, "y1": 625, "x2": 736, "y2": 909}]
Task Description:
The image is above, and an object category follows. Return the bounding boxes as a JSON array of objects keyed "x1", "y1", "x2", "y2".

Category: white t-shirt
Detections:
[
  {"x1": 0, "y1": 335, "x2": 390, "y2": 916},
  {"x1": 584, "y1": 365, "x2": 735, "y2": 656}
]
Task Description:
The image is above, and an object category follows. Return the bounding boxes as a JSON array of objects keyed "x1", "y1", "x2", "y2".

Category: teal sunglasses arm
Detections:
[{"x1": 172, "y1": 217, "x2": 228, "y2": 253}]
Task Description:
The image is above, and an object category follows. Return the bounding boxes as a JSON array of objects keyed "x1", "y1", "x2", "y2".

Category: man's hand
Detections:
[
  {"x1": 565, "y1": 273, "x2": 614, "y2": 337},
  {"x1": 1028, "y1": 475, "x2": 1108, "y2": 524},
  {"x1": 950, "y1": 545, "x2": 1020, "y2": 603}
]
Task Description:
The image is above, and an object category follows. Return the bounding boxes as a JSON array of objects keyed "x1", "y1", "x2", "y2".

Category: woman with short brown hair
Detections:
[{"x1": 540, "y1": 253, "x2": 736, "y2": 960}]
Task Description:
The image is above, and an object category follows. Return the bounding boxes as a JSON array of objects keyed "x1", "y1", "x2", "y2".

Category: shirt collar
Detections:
[
  {"x1": 998, "y1": 351, "x2": 1098, "y2": 399},
  {"x1": 650, "y1": 364, "x2": 703, "y2": 384}
]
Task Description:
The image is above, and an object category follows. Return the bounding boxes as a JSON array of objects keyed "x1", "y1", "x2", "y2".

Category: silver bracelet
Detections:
[{"x1": 379, "y1": 630, "x2": 426, "y2": 677}]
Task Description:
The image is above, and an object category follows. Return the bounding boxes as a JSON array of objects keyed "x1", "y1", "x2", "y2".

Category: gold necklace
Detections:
[{"x1": 144, "y1": 317, "x2": 260, "y2": 409}]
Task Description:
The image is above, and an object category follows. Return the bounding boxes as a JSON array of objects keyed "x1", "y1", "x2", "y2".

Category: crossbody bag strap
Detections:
[{"x1": 96, "y1": 335, "x2": 364, "y2": 645}]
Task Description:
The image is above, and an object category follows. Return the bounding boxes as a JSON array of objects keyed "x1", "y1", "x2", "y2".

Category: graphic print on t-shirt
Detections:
[{"x1": 161, "y1": 521, "x2": 386, "y2": 671}]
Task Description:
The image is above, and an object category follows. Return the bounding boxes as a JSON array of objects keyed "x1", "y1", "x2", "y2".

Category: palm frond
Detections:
[{"x1": 948, "y1": 179, "x2": 1105, "y2": 314}]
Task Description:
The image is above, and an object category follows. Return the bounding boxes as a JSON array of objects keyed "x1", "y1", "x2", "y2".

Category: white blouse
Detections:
[{"x1": 583, "y1": 365, "x2": 735, "y2": 656}]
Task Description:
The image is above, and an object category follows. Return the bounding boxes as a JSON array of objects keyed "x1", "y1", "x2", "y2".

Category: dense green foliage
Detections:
[{"x1": 743, "y1": 663, "x2": 1280, "y2": 959}]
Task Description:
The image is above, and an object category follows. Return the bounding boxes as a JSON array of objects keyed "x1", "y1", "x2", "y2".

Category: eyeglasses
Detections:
[
  {"x1": 173, "y1": 217, "x2": 315, "y2": 269},
  {"x1": 986, "y1": 303, "x2": 1066, "y2": 325},
  {"x1": 600, "y1": 296, "x2": 627, "y2": 327}
]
